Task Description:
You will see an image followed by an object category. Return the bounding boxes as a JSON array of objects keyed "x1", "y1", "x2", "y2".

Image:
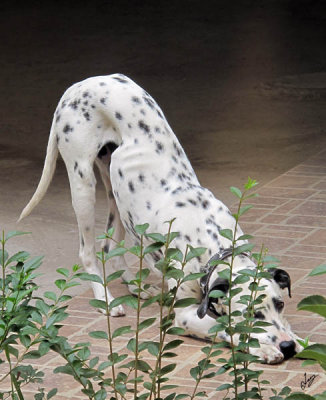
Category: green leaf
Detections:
[
  {"x1": 284, "y1": 394, "x2": 316, "y2": 400},
  {"x1": 209, "y1": 289, "x2": 225, "y2": 298},
  {"x1": 112, "y1": 325, "x2": 132, "y2": 339},
  {"x1": 144, "y1": 242, "x2": 164, "y2": 255},
  {"x1": 296, "y1": 344, "x2": 326, "y2": 364},
  {"x1": 167, "y1": 248, "x2": 183, "y2": 262},
  {"x1": 297, "y1": 295, "x2": 326, "y2": 318},
  {"x1": 138, "y1": 318, "x2": 156, "y2": 331},
  {"x1": 105, "y1": 246, "x2": 128, "y2": 260},
  {"x1": 56, "y1": 268, "x2": 70, "y2": 277},
  {"x1": 89, "y1": 299, "x2": 107, "y2": 310},
  {"x1": 182, "y1": 272, "x2": 206, "y2": 283},
  {"x1": 106, "y1": 269, "x2": 124, "y2": 283},
  {"x1": 309, "y1": 264, "x2": 326, "y2": 276},
  {"x1": 237, "y1": 234, "x2": 253, "y2": 241},
  {"x1": 6, "y1": 251, "x2": 30, "y2": 265},
  {"x1": 163, "y1": 339, "x2": 184, "y2": 351},
  {"x1": 145, "y1": 232, "x2": 166, "y2": 242},
  {"x1": 216, "y1": 383, "x2": 233, "y2": 391},
  {"x1": 230, "y1": 186, "x2": 242, "y2": 199},
  {"x1": 185, "y1": 246, "x2": 206, "y2": 262},
  {"x1": 165, "y1": 268, "x2": 184, "y2": 280},
  {"x1": 53, "y1": 365, "x2": 75, "y2": 376},
  {"x1": 174, "y1": 298, "x2": 197, "y2": 308},
  {"x1": 89, "y1": 330, "x2": 108, "y2": 340},
  {"x1": 135, "y1": 223, "x2": 149, "y2": 235},
  {"x1": 44, "y1": 291, "x2": 57, "y2": 302},
  {"x1": 77, "y1": 272, "x2": 103, "y2": 284},
  {"x1": 234, "y1": 243, "x2": 254, "y2": 256},
  {"x1": 238, "y1": 204, "x2": 253, "y2": 217},
  {"x1": 5, "y1": 231, "x2": 30, "y2": 241},
  {"x1": 109, "y1": 295, "x2": 138, "y2": 310},
  {"x1": 219, "y1": 229, "x2": 233, "y2": 241},
  {"x1": 160, "y1": 363, "x2": 176, "y2": 375},
  {"x1": 47, "y1": 389, "x2": 58, "y2": 399},
  {"x1": 166, "y1": 327, "x2": 185, "y2": 335}
]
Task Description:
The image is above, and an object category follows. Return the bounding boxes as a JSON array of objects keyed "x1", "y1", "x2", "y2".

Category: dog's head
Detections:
[{"x1": 197, "y1": 256, "x2": 303, "y2": 363}]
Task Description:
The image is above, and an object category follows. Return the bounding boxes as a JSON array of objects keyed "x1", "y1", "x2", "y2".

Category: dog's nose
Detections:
[{"x1": 279, "y1": 340, "x2": 296, "y2": 360}]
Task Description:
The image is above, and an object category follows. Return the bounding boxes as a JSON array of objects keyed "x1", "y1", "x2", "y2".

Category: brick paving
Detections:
[{"x1": 1, "y1": 150, "x2": 326, "y2": 399}]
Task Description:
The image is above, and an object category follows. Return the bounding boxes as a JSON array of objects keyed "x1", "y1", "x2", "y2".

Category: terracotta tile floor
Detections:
[{"x1": 2, "y1": 150, "x2": 326, "y2": 399}]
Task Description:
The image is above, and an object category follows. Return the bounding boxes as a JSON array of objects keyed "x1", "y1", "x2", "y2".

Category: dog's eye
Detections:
[{"x1": 272, "y1": 298, "x2": 284, "y2": 312}]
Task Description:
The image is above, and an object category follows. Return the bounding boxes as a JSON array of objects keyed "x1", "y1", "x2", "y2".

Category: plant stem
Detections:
[
  {"x1": 243, "y1": 244, "x2": 265, "y2": 393},
  {"x1": 227, "y1": 193, "x2": 245, "y2": 399},
  {"x1": 1, "y1": 231, "x2": 6, "y2": 315},
  {"x1": 134, "y1": 233, "x2": 144, "y2": 399},
  {"x1": 101, "y1": 251, "x2": 119, "y2": 400},
  {"x1": 189, "y1": 330, "x2": 219, "y2": 400}
]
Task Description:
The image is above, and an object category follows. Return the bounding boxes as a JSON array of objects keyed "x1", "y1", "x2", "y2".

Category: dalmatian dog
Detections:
[{"x1": 19, "y1": 74, "x2": 303, "y2": 363}]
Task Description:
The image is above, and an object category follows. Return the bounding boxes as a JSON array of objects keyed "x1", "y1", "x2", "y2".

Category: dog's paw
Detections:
[
  {"x1": 250, "y1": 344, "x2": 284, "y2": 364},
  {"x1": 109, "y1": 304, "x2": 126, "y2": 317}
]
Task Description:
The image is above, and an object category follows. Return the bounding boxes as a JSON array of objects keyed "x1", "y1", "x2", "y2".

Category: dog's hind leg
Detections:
[
  {"x1": 96, "y1": 151, "x2": 139, "y2": 294},
  {"x1": 66, "y1": 159, "x2": 125, "y2": 316}
]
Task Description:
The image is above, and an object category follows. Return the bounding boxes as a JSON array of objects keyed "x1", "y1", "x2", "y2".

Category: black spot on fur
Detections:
[
  {"x1": 74, "y1": 162, "x2": 78, "y2": 172},
  {"x1": 188, "y1": 199, "x2": 197, "y2": 206},
  {"x1": 69, "y1": 99, "x2": 80, "y2": 110},
  {"x1": 118, "y1": 169, "x2": 124, "y2": 178},
  {"x1": 139, "y1": 174, "x2": 145, "y2": 183},
  {"x1": 99, "y1": 82, "x2": 107, "y2": 86},
  {"x1": 155, "y1": 141, "x2": 164, "y2": 153},
  {"x1": 56, "y1": 114, "x2": 61, "y2": 122},
  {"x1": 160, "y1": 179, "x2": 167, "y2": 186},
  {"x1": 63, "y1": 124, "x2": 73, "y2": 134},
  {"x1": 172, "y1": 186, "x2": 182, "y2": 195},
  {"x1": 138, "y1": 120, "x2": 150, "y2": 134},
  {"x1": 146, "y1": 201, "x2": 152, "y2": 210},
  {"x1": 132, "y1": 96, "x2": 141, "y2": 104},
  {"x1": 202, "y1": 200, "x2": 210, "y2": 209},
  {"x1": 100, "y1": 98, "x2": 107, "y2": 105},
  {"x1": 254, "y1": 311, "x2": 265, "y2": 319},
  {"x1": 143, "y1": 95, "x2": 155, "y2": 109},
  {"x1": 78, "y1": 170, "x2": 84, "y2": 179},
  {"x1": 115, "y1": 112, "x2": 123, "y2": 120},
  {"x1": 113, "y1": 76, "x2": 128, "y2": 83},
  {"x1": 176, "y1": 202, "x2": 186, "y2": 207},
  {"x1": 157, "y1": 109, "x2": 164, "y2": 119},
  {"x1": 185, "y1": 235, "x2": 191, "y2": 242},
  {"x1": 82, "y1": 91, "x2": 90, "y2": 98},
  {"x1": 128, "y1": 181, "x2": 135, "y2": 193},
  {"x1": 272, "y1": 320, "x2": 280, "y2": 330},
  {"x1": 83, "y1": 112, "x2": 90, "y2": 121}
]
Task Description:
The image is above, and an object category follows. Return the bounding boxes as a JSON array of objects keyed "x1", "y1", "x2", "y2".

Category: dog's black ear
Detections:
[
  {"x1": 197, "y1": 278, "x2": 229, "y2": 319},
  {"x1": 270, "y1": 268, "x2": 292, "y2": 298}
]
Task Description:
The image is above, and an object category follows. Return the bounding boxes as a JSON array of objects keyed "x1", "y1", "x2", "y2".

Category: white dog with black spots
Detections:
[{"x1": 19, "y1": 74, "x2": 303, "y2": 363}]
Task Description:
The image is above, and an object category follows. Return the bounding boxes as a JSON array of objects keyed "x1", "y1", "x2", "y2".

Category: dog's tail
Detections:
[{"x1": 18, "y1": 121, "x2": 59, "y2": 222}]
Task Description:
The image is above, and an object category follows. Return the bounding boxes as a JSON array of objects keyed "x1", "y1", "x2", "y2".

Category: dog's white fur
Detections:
[{"x1": 19, "y1": 74, "x2": 302, "y2": 363}]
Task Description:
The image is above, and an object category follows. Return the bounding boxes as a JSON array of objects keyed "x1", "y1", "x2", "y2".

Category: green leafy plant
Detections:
[
  {"x1": 0, "y1": 230, "x2": 58, "y2": 399},
  {"x1": 281, "y1": 264, "x2": 326, "y2": 400},
  {"x1": 2, "y1": 177, "x2": 325, "y2": 399}
]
